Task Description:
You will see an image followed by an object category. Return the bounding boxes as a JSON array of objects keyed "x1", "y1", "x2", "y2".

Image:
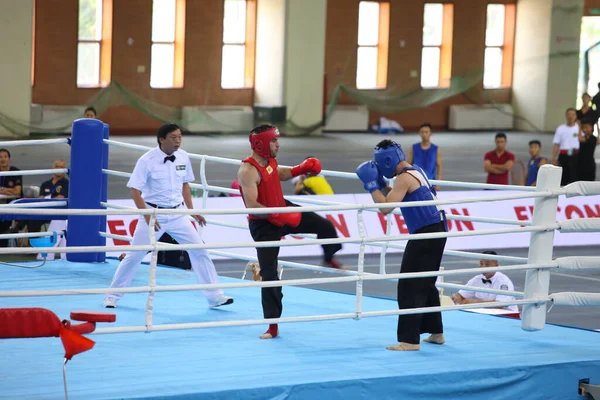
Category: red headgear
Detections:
[{"x1": 249, "y1": 126, "x2": 279, "y2": 159}]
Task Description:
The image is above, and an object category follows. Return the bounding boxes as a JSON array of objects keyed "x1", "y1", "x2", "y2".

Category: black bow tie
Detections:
[
  {"x1": 164, "y1": 155, "x2": 176, "y2": 163},
  {"x1": 482, "y1": 278, "x2": 492, "y2": 284}
]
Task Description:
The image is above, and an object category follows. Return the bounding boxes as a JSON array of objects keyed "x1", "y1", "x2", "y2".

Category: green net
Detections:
[
  {"x1": 0, "y1": 48, "x2": 593, "y2": 138},
  {"x1": 0, "y1": 71, "x2": 484, "y2": 138}
]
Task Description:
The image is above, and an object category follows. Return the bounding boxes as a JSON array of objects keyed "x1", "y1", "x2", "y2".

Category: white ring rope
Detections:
[
  {"x1": 0, "y1": 138, "x2": 70, "y2": 147},
  {"x1": 100, "y1": 201, "x2": 318, "y2": 238},
  {"x1": 103, "y1": 139, "x2": 544, "y2": 192},
  {"x1": 91, "y1": 299, "x2": 542, "y2": 335},
  {"x1": 0, "y1": 262, "x2": 559, "y2": 297},
  {"x1": 95, "y1": 230, "x2": 529, "y2": 300},
  {"x1": 98, "y1": 201, "x2": 527, "y2": 264},
  {"x1": 14, "y1": 190, "x2": 560, "y2": 215},
  {"x1": 0, "y1": 231, "x2": 59, "y2": 240},
  {"x1": 0, "y1": 222, "x2": 565, "y2": 255},
  {"x1": 286, "y1": 194, "x2": 534, "y2": 226},
  {"x1": 0, "y1": 168, "x2": 68, "y2": 177},
  {"x1": 0, "y1": 201, "x2": 67, "y2": 209}
]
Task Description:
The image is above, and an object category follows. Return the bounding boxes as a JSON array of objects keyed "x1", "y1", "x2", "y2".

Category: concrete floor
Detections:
[{"x1": 17, "y1": 130, "x2": 599, "y2": 198}]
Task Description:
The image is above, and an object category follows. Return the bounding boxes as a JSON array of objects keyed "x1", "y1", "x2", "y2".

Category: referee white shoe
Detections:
[
  {"x1": 103, "y1": 297, "x2": 117, "y2": 308},
  {"x1": 209, "y1": 296, "x2": 234, "y2": 308}
]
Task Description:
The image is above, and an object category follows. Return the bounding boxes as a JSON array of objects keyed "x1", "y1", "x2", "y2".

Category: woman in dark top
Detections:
[
  {"x1": 577, "y1": 93, "x2": 599, "y2": 128},
  {"x1": 578, "y1": 121, "x2": 600, "y2": 181}
]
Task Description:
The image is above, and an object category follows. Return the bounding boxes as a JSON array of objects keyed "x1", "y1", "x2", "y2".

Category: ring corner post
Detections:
[
  {"x1": 521, "y1": 164, "x2": 562, "y2": 331},
  {"x1": 66, "y1": 118, "x2": 108, "y2": 263}
]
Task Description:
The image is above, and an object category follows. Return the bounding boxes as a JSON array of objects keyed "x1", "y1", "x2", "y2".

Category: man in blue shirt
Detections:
[
  {"x1": 523, "y1": 140, "x2": 547, "y2": 186},
  {"x1": 407, "y1": 123, "x2": 443, "y2": 190}
]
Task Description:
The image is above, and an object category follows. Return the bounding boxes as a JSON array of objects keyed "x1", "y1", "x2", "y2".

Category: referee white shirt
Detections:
[
  {"x1": 458, "y1": 272, "x2": 518, "y2": 312},
  {"x1": 127, "y1": 146, "x2": 194, "y2": 207},
  {"x1": 553, "y1": 124, "x2": 580, "y2": 152}
]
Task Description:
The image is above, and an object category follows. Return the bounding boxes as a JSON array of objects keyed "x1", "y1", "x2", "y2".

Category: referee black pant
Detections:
[
  {"x1": 248, "y1": 200, "x2": 342, "y2": 320},
  {"x1": 397, "y1": 221, "x2": 447, "y2": 344},
  {"x1": 558, "y1": 153, "x2": 578, "y2": 186}
]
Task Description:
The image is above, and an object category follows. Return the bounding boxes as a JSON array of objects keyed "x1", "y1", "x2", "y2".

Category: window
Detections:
[
  {"x1": 221, "y1": 0, "x2": 256, "y2": 89},
  {"x1": 356, "y1": 1, "x2": 390, "y2": 90},
  {"x1": 484, "y1": 4, "x2": 516, "y2": 89},
  {"x1": 77, "y1": 0, "x2": 112, "y2": 88},
  {"x1": 150, "y1": 0, "x2": 185, "y2": 89},
  {"x1": 421, "y1": 3, "x2": 453, "y2": 88}
]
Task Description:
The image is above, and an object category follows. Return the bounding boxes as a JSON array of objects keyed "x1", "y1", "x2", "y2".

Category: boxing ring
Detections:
[{"x1": 1, "y1": 119, "x2": 600, "y2": 399}]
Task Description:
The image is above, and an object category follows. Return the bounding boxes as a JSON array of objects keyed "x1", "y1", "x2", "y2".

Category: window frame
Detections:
[
  {"x1": 483, "y1": 3, "x2": 516, "y2": 89},
  {"x1": 420, "y1": 2, "x2": 453, "y2": 89},
  {"x1": 220, "y1": 0, "x2": 256, "y2": 90},
  {"x1": 355, "y1": 1, "x2": 390, "y2": 90},
  {"x1": 76, "y1": 0, "x2": 113, "y2": 89},
  {"x1": 150, "y1": 0, "x2": 186, "y2": 89}
]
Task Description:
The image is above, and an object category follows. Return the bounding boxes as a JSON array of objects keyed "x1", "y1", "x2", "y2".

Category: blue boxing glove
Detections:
[{"x1": 356, "y1": 161, "x2": 387, "y2": 193}]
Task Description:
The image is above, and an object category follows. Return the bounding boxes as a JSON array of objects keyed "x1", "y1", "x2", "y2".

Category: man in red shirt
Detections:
[
  {"x1": 483, "y1": 132, "x2": 515, "y2": 185},
  {"x1": 237, "y1": 124, "x2": 344, "y2": 339}
]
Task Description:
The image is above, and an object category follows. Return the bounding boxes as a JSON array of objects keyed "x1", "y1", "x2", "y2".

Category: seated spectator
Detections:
[
  {"x1": 292, "y1": 175, "x2": 315, "y2": 195},
  {"x1": 292, "y1": 158, "x2": 334, "y2": 195},
  {"x1": 451, "y1": 251, "x2": 518, "y2": 312},
  {"x1": 84, "y1": 106, "x2": 97, "y2": 119},
  {"x1": 40, "y1": 159, "x2": 69, "y2": 199},
  {"x1": 523, "y1": 140, "x2": 547, "y2": 186},
  {"x1": 483, "y1": 133, "x2": 515, "y2": 185},
  {"x1": 0, "y1": 148, "x2": 23, "y2": 247},
  {"x1": 14, "y1": 160, "x2": 69, "y2": 258},
  {"x1": 0, "y1": 149, "x2": 23, "y2": 200},
  {"x1": 16, "y1": 160, "x2": 69, "y2": 234}
]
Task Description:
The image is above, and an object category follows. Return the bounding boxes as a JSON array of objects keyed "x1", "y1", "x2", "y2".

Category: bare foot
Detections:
[
  {"x1": 249, "y1": 262, "x2": 261, "y2": 281},
  {"x1": 259, "y1": 324, "x2": 278, "y2": 339},
  {"x1": 423, "y1": 333, "x2": 445, "y2": 344},
  {"x1": 386, "y1": 342, "x2": 420, "y2": 351}
]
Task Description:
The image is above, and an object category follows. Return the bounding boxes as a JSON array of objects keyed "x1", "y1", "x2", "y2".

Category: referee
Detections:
[{"x1": 104, "y1": 123, "x2": 233, "y2": 309}]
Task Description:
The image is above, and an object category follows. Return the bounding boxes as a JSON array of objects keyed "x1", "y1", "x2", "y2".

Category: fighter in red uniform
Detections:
[{"x1": 237, "y1": 124, "x2": 343, "y2": 339}]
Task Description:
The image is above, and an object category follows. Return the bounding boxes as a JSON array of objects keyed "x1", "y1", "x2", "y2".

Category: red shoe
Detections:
[{"x1": 324, "y1": 259, "x2": 344, "y2": 269}]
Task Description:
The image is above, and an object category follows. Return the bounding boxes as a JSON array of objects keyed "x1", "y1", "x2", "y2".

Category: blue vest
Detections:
[
  {"x1": 526, "y1": 157, "x2": 544, "y2": 186},
  {"x1": 399, "y1": 167, "x2": 444, "y2": 234},
  {"x1": 412, "y1": 143, "x2": 438, "y2": 180}
]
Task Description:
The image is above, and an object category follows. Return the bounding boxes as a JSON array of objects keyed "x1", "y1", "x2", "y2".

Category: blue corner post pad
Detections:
[{"x1": 67, "y1": 118, "x2": 109, "y2": 263}]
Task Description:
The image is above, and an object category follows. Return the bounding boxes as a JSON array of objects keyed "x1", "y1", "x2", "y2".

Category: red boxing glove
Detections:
[
  {"x1": 267, "y1": 212, "x2": 302, "y2": 228},
  {"x1": 291, "y1": 157, "x2": 322, "y2": 177}
]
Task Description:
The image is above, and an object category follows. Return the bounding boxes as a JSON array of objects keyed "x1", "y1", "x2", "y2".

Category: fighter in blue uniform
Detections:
[{"x1": 356, "y1": 139, "x2": 448, "y2": 351}]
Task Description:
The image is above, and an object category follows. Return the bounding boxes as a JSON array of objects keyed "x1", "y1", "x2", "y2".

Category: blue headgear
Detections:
[{"x1": 373, "y1": 142, "x2": 405, "y2": 178}]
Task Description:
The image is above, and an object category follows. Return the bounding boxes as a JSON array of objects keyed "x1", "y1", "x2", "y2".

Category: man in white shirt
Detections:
[
  {"x1": 551, "y1": 108, "x2": 580, "y2": 186},
  {"x1": 451, "y1": 251, "x2": 518, "y2": 312},
  {"x1": 104, "y1": 123, "x2": 233, "y2": 309}
]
